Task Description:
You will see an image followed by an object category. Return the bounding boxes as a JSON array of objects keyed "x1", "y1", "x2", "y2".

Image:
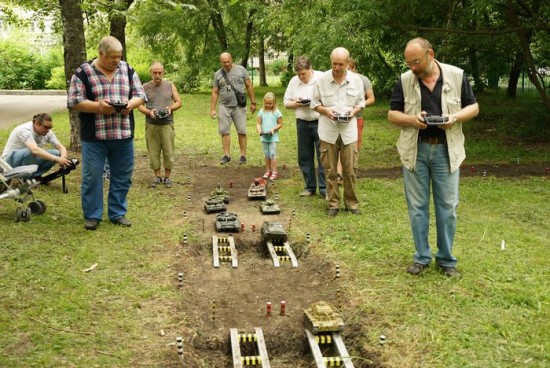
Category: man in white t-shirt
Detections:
[
  {"x1": 284, "y1": 56, "x2": 326, "y2": 197},
  {"x1": 2, "y1": 113, "x2": 70, "y2": 179}
]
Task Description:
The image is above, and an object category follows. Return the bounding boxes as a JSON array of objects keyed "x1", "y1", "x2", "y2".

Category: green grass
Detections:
[{"x1": 1, "y1": 89, "x2": 549, "y2": 367}]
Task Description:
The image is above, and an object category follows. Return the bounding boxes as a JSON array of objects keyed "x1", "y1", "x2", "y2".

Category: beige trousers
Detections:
[{"x1": 320, "y1": 137, "x2": 359, "y2": 210}]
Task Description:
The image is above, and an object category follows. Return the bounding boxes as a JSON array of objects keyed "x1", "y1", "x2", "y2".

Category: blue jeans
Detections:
[
  {"x1": 403, "y1": 142, "x2": 460, "y2": 267},
  {"x1": 296, "y1": 119, "x2": 325, "y2": 193},
  {"x1": 5, "y1": 148, "x2": 59, "y2": 177},
  {"x1": 81, "y1": 139, "x2": 134, "y2": 222},
  {"x1": 262, "y1": 141, "x2": 277, "y2": 160}
]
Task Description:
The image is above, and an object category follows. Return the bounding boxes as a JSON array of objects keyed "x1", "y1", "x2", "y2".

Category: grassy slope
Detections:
[{"x1": 0, "y1": 87, "x2": 548, "y2": 367}]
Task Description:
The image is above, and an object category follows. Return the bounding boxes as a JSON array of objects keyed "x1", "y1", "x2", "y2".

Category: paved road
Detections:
[{"x1": 0, "y1": 92, "x2": 68, "y2": 130}]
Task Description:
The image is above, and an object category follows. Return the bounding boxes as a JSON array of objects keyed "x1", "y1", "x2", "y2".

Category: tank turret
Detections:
[{"x1": 303, "y1": 301, "x2": 344, "y2": 334}]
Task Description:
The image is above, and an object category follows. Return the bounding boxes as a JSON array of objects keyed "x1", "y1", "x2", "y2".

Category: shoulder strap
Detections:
[{"x1": 221, "y1": 69, "x2": 236, "y2": 90}]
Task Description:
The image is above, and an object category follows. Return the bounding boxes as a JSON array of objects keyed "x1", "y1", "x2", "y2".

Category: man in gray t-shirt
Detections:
[{"x1": 210, "y1": 52, "x2": 256, "y2": 165}]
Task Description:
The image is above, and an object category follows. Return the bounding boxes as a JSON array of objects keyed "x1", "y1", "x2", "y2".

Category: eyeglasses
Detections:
[
  {"x1": 40, "y1": 124, "x2": 53, "y2": 131},
  {"x1": 405, "y1": 51, "x2": 429, "y2": 68}
]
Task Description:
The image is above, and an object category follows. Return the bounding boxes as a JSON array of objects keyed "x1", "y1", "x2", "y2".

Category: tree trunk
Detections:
[
  {"x1": 208, "y1": 0, "x2": 228, "y2": 51},
  {"x1": 468, "y1": 48, "x2": 484, "y2": 93},
  {"x1": 59, "y1": 0, "x2": 87, "y2": 152},
  {"x1": 287, "y1": 53, "x2": 294, "y2": 72},
  {"x1": 241, "y1": 9, "x2": 255, "y2": 69},
  {"x1": 506, "y1": 2, "x2": 550, "y2": 113},
  {"x1": 507, "y1": 53, "x2": 522, "y2": 99},
  {"x1": 259, "y1": 35, "x2": 267, "y2": 87},
  {"x1": 109, "y1": 0, "x2": 134, "y2": 61}
]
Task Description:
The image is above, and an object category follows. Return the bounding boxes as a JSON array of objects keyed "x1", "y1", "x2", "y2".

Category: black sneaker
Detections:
[
  {"x1": 407, "y1": 262, "x2": 429, "y2": 275},
  {"x1": 163, "y1": 177, "x2": 173, "y2": 188},
  {"x1": 149, "y1": 176, "x2": 162, "y2": 188},
  {"x1": 239, "y1": 155, "x2": 247, "y2": 165},
  {"x1": 220, "y1": 155, "x2": 231, "y2": 165}
]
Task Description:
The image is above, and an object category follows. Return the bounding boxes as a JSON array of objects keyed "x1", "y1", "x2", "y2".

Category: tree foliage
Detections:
[
  {"x1": 0, "y1": 38, "x2": 59, "y2": 89},
  {"x1": 4, "y1": 0, "x2": 550, "y2": 112}
]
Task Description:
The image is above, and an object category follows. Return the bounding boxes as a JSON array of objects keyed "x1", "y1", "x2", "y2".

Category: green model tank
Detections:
[
  {"x1": 261, "y1": 221, "x2": 287, "y2": 243},
  {"x1": 204, "y1": 197, "x2": 226, "y2": 214},
  {"x1": 215, "y1": 212, "x2": 240, "y2": 232},
  {"x1": 211, "y1": 185, "x2": 229, "y2": 204},
  {"x1": 303, "y1": 301, "x2": 345, "y2": 334},
  {"x1": 260, "y1": 199, "x2": 280, "y2": 214}
]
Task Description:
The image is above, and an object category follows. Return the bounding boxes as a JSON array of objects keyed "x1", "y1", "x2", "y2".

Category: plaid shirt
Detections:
[{"x1": 68, "y1": 60, "x2": 146, "y2": 140}]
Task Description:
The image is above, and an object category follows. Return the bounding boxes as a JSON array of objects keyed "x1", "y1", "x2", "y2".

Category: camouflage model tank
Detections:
[
  {"x1": 303, "y1": 301, "x2": 345, "y2": 334},
  {"x1": 215, "y1": 212, "x2": 240, "y2": 232},
  {"x1": 211, "y1": 185, "x2": 229, "y2": 204},
  {"x1": 204, "y1": 197, "x2": 226, "y2": 214},
  {"x1": 260, "y1": 199, "x2": 280, "y2": 214}
]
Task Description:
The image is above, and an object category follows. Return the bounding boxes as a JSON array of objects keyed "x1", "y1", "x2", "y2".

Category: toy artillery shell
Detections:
[
  {"x1": 204, "y1": 197, "x2": 227, "y2": 214},
  {"x1": 215, "y1": 212, "x2": 240, "y2": 232},
  {"x1": 248, "y1": 178, "x2": 267, "y2": 200},
  {"x1": 260, "y1": 199, "x2": 280, "y2": 214},
  {"x1": 303, "y1": 301, "x2": 344, "y2": 335},
  {"x1": 211, "y1": 186, "x2": 230, "y2": 204}
]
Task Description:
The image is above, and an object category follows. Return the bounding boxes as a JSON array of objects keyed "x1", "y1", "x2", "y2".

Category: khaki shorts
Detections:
[{"x1": 218, "y1": 104, "x2": 247, "y2": 135}]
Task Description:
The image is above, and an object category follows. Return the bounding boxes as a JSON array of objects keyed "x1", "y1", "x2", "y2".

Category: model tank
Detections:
[
  {"x1": 261, "y1": 221, "x2": 287, "y2": 243},
  {"x1": 204, "y1": 197, "x2": 226, "y2": 214},
  {"x1": 303, "y1": 301, "x2": 345, "y2": 334},
  {"x1": 260, "y1": 199, "x2": 280, "y2": 214},
  {"x1": 248, "y1": 178, "x2": 267, "y2": 200},
  {"x1": 211, "y1": 185, "x2": 229, "y2": 204},
  {"x1": 215, "y1": 212, "x2": 240, "y2": 232}
]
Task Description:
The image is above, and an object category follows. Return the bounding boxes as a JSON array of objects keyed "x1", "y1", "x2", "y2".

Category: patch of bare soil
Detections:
[
  {"x1": 132, "y1": 153, "x2": 548, "y2": 368},
  {"x1": 132, "y1": 155, "x2": 380, "y2": 368},
  {"x1": 360, "y1": 163, "x2": 549, "y2": 180}
]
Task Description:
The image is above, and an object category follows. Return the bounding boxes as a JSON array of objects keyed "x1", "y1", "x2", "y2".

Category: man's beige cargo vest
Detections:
[{"x1": 397, "y1": 61, "x2": 465, "y2": 173}]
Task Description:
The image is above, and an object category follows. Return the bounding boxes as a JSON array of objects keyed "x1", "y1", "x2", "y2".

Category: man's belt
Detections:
[{"x1": 419, "y1": 136, "x2": 446, "y2": 144}]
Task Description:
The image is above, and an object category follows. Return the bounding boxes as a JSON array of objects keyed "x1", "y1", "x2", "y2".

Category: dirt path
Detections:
[
  {"x1": 132, "y1": 156, "x2": 548, "y2": 367},
  {"x1": 135, "y1": 160, "x2": 374, "y2": 367}
]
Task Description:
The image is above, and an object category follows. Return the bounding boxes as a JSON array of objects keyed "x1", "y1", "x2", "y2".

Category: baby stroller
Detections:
[{"x1": 0, "y1": 157, "x2": 46, "y2": 222}]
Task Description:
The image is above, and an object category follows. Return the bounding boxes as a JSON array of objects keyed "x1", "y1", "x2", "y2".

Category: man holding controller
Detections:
[{"x1": 388, "y1": 37, "x2": 479, "y2": 277}]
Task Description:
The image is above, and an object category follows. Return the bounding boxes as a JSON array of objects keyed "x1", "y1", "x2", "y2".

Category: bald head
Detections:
[
  {"x1": 219, "y1": 52, "x2": 233, "y2": 71},
  {"x1": 150, "y1": 61, "x2": 165, "y2": 85},
  {"x1": 330, "y1": 47, "x2": 350, "y2": 80},
  {"x1": 330, "y1": 47, "x2": 350, "y2": 62}
]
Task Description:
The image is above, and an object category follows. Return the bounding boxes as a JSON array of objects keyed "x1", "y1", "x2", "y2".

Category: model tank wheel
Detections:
[
  {"x1": 28, "y1": 200, "x2": 47, "y2": 215},
  {"x1": 15, "y1": 207, "x2": 31, "y2": 222}
]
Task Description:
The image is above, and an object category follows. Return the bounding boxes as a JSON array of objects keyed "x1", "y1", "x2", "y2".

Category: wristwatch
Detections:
[{"x1": 251, "y1": 102, "x2": 256, "y2": 105}]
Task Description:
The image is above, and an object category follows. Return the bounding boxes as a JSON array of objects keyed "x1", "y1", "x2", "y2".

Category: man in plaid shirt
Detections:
[{"x1": 68, "y1": 36, "x2": 146, "y2": 231}]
